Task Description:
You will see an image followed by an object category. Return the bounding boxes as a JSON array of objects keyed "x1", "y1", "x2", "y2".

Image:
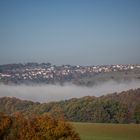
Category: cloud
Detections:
[{"x1": 0, "y1": 80, "x2": 140, "y2": 103}]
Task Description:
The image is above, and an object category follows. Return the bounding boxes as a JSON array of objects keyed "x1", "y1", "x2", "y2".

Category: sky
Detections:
[{"x1": 0, "y1": 0, "x2": 140, "y2": 65}]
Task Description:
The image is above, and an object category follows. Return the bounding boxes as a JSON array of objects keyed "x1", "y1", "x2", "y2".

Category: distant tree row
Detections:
[
  {"x1": 0, "y1": 112, "x2": 80, "y2": 140},
  {"x1": 0, "y1": 88, "x2": 140, "y2": 124}
]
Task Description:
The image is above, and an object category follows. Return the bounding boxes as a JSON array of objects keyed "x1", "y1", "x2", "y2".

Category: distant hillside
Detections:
[
  {"x1": 0, "y1": 63, "x2": 140, "y2": 86},
  {"x1": 0, "y1": 88, "x2": 140, "y2": 123}
]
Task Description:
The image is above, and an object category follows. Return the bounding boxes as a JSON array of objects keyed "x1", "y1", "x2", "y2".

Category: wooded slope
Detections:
[{"x1": 0, "y1": 88, "x2": 140, "y2": 123}]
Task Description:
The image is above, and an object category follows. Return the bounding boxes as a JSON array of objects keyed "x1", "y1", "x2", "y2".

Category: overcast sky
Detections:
[{"x1": 0, "y1": 0, "x2": 140, "y2": 65}]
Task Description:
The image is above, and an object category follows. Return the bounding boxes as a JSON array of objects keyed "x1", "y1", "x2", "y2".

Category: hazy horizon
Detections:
[{"x1": 0, "y1": 62, "x2": 140, "y2": 66}]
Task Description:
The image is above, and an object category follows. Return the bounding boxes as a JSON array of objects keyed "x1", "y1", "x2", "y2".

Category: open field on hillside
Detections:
[{"x1": 72, "y1": 122, "x2": 140, "y2": 140}]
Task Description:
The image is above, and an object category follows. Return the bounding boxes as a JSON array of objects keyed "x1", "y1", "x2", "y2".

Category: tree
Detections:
[
  {"x1": 0, "y1": 112, "x2": 11, "y2": 139},
  {"x1": 0, "y1": 112, "x2": 80, "y2": 140},
  {"x1": 134, "y1": 104, "x2": 140, "y2": 123}
]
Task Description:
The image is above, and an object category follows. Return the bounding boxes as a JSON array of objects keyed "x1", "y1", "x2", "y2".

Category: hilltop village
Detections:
[{"x1": 0, "y1": 63, "x2": 140, "y2": 85}]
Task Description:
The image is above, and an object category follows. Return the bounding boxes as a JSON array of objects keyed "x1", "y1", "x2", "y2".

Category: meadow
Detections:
[{"x1": 72, "y1": 122, "x2": 140, "y2": 140}]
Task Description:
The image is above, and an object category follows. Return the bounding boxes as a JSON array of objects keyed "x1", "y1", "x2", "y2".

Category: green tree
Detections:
[{"x1": 134, "y1": 103, "x2": 140, "y2": 123}]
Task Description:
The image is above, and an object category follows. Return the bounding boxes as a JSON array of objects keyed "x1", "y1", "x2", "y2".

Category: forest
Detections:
[
  {"x1": 0, "y1": 88, "x2": 140, "y2": 124},
  {"x1": 0, "y1": 112, "x2": 80, "y2": 140}
]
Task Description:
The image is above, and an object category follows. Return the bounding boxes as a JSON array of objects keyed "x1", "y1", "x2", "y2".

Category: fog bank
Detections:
[{"x1": 0, "y1": 80, "x2": 140, "y2": 102}]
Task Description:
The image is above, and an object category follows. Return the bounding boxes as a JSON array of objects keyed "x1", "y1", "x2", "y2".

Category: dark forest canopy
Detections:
[{"x1": 0, "y1": 88, "x2": 140, "y2": 124}]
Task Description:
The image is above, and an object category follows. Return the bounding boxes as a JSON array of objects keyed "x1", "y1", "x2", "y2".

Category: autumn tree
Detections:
[{"x1": 0, "y1": 112, "x2": 80, "y2": 140}]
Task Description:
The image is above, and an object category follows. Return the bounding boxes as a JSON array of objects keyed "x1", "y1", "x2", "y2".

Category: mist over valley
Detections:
[{"x1": 0, "y1": 80, "x2": 140, "y2": 102}]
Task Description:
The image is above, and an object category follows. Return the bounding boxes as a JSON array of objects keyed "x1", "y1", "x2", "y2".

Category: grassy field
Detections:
[{"x1": 71, "y1": 122, "x2": 140, "y2": 140}]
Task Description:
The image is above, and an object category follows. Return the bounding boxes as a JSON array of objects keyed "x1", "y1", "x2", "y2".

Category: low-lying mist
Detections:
[{"x1": 0, "y1": 80, "x2": 140, "y2": 103}]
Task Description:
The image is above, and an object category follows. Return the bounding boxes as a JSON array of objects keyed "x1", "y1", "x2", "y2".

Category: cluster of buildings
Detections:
[{"x1": 0, "y1": 63, "x2": 139, "y2": 84}]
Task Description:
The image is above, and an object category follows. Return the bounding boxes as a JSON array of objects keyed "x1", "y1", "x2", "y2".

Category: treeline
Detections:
[
  {"x1": 0, "y1": 112, "x2": 80, "y2": 140},
  {"x1": 0, "y1": 88, "x2": 140, "y2": 124}
]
